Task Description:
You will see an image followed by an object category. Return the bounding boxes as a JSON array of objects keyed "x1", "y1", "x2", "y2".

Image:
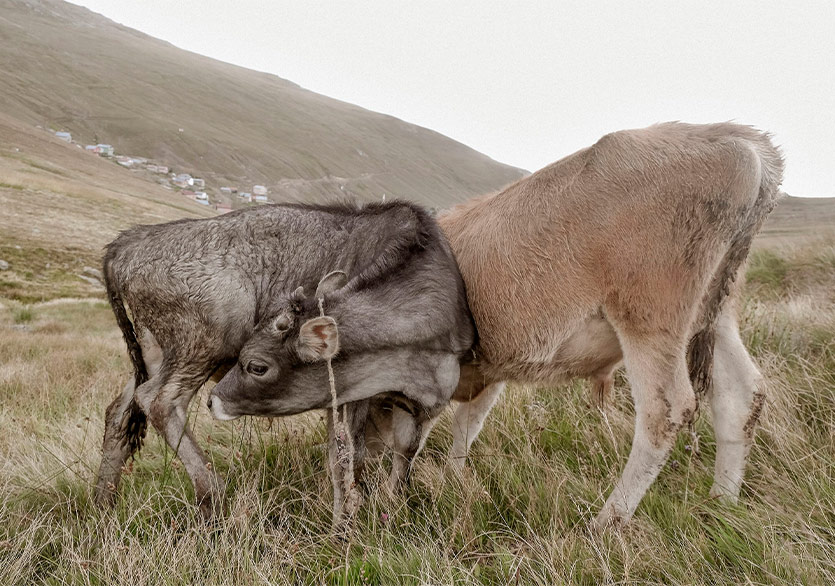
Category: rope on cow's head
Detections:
[{"x1": 319, "y1": 297, "x2": 355, "y2": 495}]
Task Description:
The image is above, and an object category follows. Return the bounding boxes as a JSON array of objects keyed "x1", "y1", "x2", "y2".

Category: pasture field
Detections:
[{"x1": 0, "y1": 239, "x2": 833, "y2": 585}]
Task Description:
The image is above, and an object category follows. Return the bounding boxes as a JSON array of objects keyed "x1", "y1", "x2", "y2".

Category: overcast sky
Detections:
[{"x1": 70, "y1": 0, "x2": 834, "y2": 197}]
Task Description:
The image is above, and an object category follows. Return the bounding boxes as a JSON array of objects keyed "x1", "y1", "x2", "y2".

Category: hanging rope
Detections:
[{"x1": 319, "y1": 297, "x2": 357, "y2": 519}]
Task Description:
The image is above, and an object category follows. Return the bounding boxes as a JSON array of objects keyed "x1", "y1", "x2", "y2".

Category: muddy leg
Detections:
[
  {"x1": 709, "y1": 309, "x2": 764, "y2": 501},
  {"x1": 594, "y1": 334, "x2": 696, "y2": 529},
  {"x1": 95, "y1": 379, "x2": 147, "y2": 505},
  {"x1": 134, "y1": 373, "x2": 224, "y2": 521}
]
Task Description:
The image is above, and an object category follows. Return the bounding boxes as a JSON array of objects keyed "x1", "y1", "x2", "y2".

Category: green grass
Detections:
[
  {"x1": 0, "y1": 243, "x2": 833, "y2": 584},
  {"x1": 0, "y1": 243, "x2": 103, "y2": 303},
  {"x1": 11, "y1": 305, "x2": 34, "y2": 323},
  {"x1": 746, "y1": 249, "x2": 789, "y2": 296}
]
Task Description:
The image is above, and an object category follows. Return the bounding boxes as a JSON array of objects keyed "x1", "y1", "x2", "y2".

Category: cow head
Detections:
[{"x1": 208, "y1": 270, "x2": 348, "y2": 420}]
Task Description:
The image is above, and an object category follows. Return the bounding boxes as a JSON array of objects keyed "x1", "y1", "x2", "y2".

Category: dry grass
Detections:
[{"x1": 0, "y1": 239, "x2": 833, "y2": 584}]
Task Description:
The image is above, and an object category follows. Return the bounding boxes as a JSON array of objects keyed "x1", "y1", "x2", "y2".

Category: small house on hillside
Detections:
[
  {"x1": 55, "y1": 131, "x2": 72, "y2": 142},
  {"x1": 239, "y1": 192, "x2": 252, "y2": 203},
  {"x1": 194, "y1": 191, "x2": 208, "y2": 201},
  {"x1": 173, "y1": 173, "x2": 194, "y2": 188},
  {"x1": 220, "y1": 187, "x2": 232, "y2": 196},
  {"x1": 254, "y1": 194, "x2": 269, "y2": 203},
  {"x1": 253, "y1": 185, "x2": 268, "y2": 196},
  {"x1": 115, "y1": 155, "x2": 134, "y2": 167},
  {"x1": 193, "y1": 178, "x2": 205, "y2": 189},
  {"x1": 96, "y1": 144, "x2": 114, "y2": 156}
]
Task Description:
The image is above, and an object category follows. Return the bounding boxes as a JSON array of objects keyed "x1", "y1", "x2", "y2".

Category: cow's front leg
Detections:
[{"x1": 327, "y1": 400, "x2": 369, "y2": 532}]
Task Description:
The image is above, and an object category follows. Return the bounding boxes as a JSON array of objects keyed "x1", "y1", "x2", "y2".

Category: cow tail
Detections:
[
  {"x1": 103, "y1": 248, "x2": 148, "y2": 454},
  {"x1": 687, "y1": 136, "x2": 784, "y2": 399}
]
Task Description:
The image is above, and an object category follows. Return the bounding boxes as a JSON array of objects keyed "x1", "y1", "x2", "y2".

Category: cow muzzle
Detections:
[{"x1": 207, "y1": 395, "x2": 239, "y2": 421}]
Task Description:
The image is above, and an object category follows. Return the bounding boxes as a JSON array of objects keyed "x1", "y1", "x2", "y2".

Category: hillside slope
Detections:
[
  {"x1": 757, "y1": 195, "x2": 835, "y2": 249},
  {"x1": 0, "y1": 0, "x2": 525, "y2": 207},
  {"x1": 0, "y1": 113, "x2": 215, "y2": 301}
]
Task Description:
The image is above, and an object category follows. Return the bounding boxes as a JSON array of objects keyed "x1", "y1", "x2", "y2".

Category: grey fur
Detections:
[
  {"x1": 96, "y1": 200, "x2": 474, "y2": 521},
  {"x1": 207, "y1": 205, "x2": 475, "y2": 524}
]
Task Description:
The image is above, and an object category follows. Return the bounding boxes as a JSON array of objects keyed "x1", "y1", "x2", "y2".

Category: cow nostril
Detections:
[{"x1": 206, "y1": 397, "x2": 213, "y2": 409}]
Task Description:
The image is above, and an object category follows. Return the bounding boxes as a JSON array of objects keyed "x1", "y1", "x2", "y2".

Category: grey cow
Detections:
[{"x1": 97, "y1": 200, "x2": 474, "y2": 522}]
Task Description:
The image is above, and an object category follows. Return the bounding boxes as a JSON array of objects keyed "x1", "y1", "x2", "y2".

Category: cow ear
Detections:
[
  {"x1": 315, "y1": 270, "x2": 348, "y2": 299},
  {"x1": 297, "y1": 316, "x2": 339, "y2": 362}
]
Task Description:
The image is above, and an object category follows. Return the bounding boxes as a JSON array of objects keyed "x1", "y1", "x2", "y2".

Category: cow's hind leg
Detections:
[
  {"x1": 595, "y1": 332, "x2": 696, "y2": 528},
  {"x1": 95, "y1": 379, "x2": 147, "y2": 505},
  {"x1": 709, "y1": 308, "x2": 764, "y2": 501},
  {"x1": 136, "y1": 371, "x2": 224, "y2": 521}
]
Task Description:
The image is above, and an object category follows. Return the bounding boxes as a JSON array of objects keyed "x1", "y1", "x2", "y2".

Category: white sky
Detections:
[{"x1": 70, "y1": 0, "x2": 835, "y2": 197}]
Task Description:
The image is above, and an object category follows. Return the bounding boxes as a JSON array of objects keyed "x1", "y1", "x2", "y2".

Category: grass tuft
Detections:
[{"x1": 11, "y1": 305, "x2": 34, "y2": 323}]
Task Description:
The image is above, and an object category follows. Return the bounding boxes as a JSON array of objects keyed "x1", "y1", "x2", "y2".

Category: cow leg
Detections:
[
  {"x1": 95, "y1": 378, "x2": 147, "y2": 505},
  {"x1": 96, "y1": 330, "x2": 162, "y2": 506},
  {"x1": 135, "y1": 371, "x2": 224, "y2": 521},
  {"x1": 709, "y1": 309, "x2": 764, "y2": 501},
  {"x1": 327, "y1": 401, "x2": 369, "y2": 531},
  {"x1": 594, "y1": 333, "x2": 696, "y2": 528},
  {"x1": 387, "y1": 406, "x2": 431, "y2": 492},
  {"x1": 449, "y1": 381, "x2": 506, "y2": 471}
]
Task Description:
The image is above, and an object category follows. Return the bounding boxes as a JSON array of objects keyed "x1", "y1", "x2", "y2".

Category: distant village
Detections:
[{"x1": 52, "y1": 130, "x2": 270, "y2": 213}]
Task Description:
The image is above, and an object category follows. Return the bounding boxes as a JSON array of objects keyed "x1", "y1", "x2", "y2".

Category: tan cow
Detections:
[{"x1": 436, "y1": 122, "x2": 783, "y2": 528}]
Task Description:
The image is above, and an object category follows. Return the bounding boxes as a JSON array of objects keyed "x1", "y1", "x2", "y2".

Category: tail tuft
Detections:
[{"x1": 121, "y1": 400, "x2": 148, "y2": 454}]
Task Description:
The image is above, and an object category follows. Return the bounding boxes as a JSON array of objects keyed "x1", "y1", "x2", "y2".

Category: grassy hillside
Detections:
[
  {"x1": 0, "y1": 0, "x2": 525, "y2": 207},
  {"x1": 0, "y1": 112, "x2": 215, "y2": 302}
]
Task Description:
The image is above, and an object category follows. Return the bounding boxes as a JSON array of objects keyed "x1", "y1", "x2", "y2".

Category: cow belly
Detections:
[{"x1": 478, "y1": 313, "x2": 623, "y2": 385}]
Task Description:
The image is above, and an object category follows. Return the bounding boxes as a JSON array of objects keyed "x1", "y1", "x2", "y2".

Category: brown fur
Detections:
[{"x1": 439, "y1": 122, "x2": 783, "y2": 525}]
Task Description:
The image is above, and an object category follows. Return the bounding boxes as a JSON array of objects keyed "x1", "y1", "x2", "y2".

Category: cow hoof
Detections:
[
  {"x1": 709, "y1": 484, "x2": 739, "y2": 503},
  {"x1": 93, "y1": 480, "x2": 119, "y2": 508},
  {"x1": 591, "y1": 507, "x2": 628, "y2": 533},
  {"x1": 197, "y1": 495, "x2": 226, "y2": 524},
  {"x1": 447, "y1": 457, "x2": 467, "y2": 476}
]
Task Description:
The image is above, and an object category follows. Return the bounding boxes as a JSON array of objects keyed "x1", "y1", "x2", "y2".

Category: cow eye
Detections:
[{"x1": 246, "y1": 361, "x2": 268, "y2": 376}]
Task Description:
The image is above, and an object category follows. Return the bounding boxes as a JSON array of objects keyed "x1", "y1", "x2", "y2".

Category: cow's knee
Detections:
[{"x1": 644, "y1": 384, "x2": 696, "y2": 451}]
